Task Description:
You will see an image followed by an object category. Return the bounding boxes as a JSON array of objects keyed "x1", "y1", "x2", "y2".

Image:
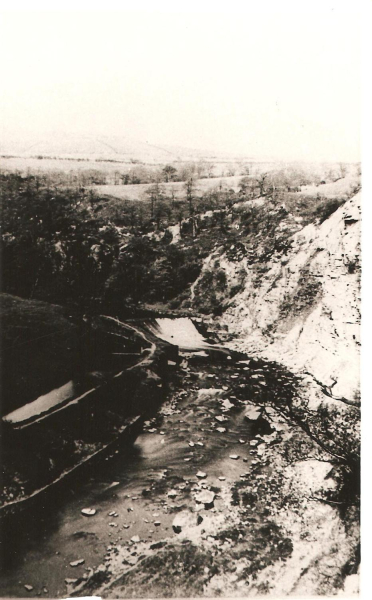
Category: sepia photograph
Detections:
[{"x1": 0, "y1": 1, "x2": 366, "y2": 598}]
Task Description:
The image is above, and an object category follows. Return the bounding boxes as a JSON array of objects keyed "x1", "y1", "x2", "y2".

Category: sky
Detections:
[{"x1": 0, "y1": 1, "x2": 364, "y2": 161}]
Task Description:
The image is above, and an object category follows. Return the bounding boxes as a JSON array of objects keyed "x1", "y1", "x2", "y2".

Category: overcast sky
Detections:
[{"x1": 0, "y1": 1, "x2": 363, "y2": 161}]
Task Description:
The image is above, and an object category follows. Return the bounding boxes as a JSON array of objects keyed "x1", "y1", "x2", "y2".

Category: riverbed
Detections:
[
  {"x1": 0, "y1": 320, "x2": 271, "y2": 597},
  {"x1": 0, "y1": 319, "x2": 357, "y2": 598}
]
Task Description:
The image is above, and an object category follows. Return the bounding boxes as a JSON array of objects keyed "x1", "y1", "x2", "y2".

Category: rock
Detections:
[
  {"x1": 24, "y1": 585, "x2": 33, "y2": 592},
  {"x1": 70, "y1": 559, "x2": 85, "y2": 567},
  {"x1": 197, "y1": 514, "x2": 204, "y2": 525},
  {"x1": 239, "y1": 439, "x2": 246, "y2": 444},
  {"x1": 216, "y1": 427, "x2": 227, "y2": 433},
  {"x1": 221, "y1": 399, "x2": 234, "y2": 410},
  {"x1": 150, "y1": 541, "x2": 167, "y2": 550},
  {"x1": 131, "y1": 535, "x2": 140, "y2": 543},
  {"x1": 81, "y1": 508, "x2": 96, "y2": 517},
  {"x1": 167, "y1": 489, "x2": 178, "y2": 498},
  {"x1": 154, "y1": 521, "x2": 161, "y2": 527},
  {"x1": 215, "y1": 416, "x2": 228, "y2": 423},
  {"x1": 250, "y1": 440, "x2": 259, "y2": 447},
  {"x1": 108, "y1": 511, "x2": 116, "y2": 516},
  {"x1": 195, "y1": 490, "x2": 215, "y2": 509},
  {"x1": 244, "y1": 406, "x2": 262, "y2": 421},
  {"x1": 107, "y1": 481, "x2": 120, "y2": 489},
  {"x1": 196, "y1": 442, "x2": 204, "y2": 447},
  {"x1": 229, "y1": 454, "x2": 240, "y2": 460},
  {"x1": 65, "y1": 578, "x2": 78, "y2": 585},
  {"x1": 109, "y1": 522, "x2": 118, "y2": 527},
  {"x1": 189, "y1": 441, "x2": 195, "y2": 447},
  {"x1": 196, "y1": 471, "x2": 207, "y2": 479},
  {"x1": 218, "y1": 476, "x2": 226, "y2": 481},
  {"x1": 172, "y1": 511, "x2": 195, "y2": 534}
]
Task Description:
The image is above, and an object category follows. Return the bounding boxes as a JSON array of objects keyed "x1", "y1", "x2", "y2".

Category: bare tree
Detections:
[{"x1": 184, "y1": 177, "x2": 195, "y2": 215}]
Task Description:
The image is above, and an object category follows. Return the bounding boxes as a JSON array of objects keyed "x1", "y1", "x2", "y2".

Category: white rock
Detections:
[
  {"x1": 70, "y1": 559, "x2": 85, "y2": 567},
  {"x1": 81, "y1": 508, "x2": 96, "y2": 517},
  {"x1": 194, "y1": 490, "x2": 215, "y2": 508},
  {"x1": 244, "y1": 406, "x2": 262, "y2": 421},
  {"x1": 196, "y1": 471, "x2": 207, "y2": 479}
]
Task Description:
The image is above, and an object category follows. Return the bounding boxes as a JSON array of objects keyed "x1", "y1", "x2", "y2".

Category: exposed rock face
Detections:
[{"x1": 193, "y1": 193, "x2": 361, "y2": 401}]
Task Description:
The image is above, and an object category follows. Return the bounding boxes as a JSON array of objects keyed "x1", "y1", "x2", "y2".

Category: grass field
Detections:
[{"x1": 91, "y1": 175, "x2": 244, "y2": 201}]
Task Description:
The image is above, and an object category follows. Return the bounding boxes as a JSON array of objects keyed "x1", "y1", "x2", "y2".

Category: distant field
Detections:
[
  {"x1": 0, "y1": 155, "x2": 140, "y2": 174},
  {"x1": 298, "y1": 171, "x2": 360, "y2": 199},
  {"x1": 91, "y1": 175, "x2": 244, "y2": 201},
  {"x1": 0, "y1": 154, "x2": 276, "y2": 178}
]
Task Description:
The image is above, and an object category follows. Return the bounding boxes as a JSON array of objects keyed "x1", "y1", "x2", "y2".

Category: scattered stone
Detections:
[
  {"x1": 131, "y1": 535, "x2": 140, "y2": 543},
  {"x1": 24, "y1": 585, "x2": 33, "y2": 592},
  {"x1": 70, "y1": 559, "x2": 85, "y2": 567},
  {"x1": 244, "y1": 406, "x2": 262, "y2": 421},
  {"x1": 148, "y1": 428, "x2": 157, "y2": 433},
  {"x1": 250, "y1": 440, "x2": 259, "y2": 447},
  {"x1": 109, "y1": 522, "x2": 118, "y2": 527},
  {"x1": 168, "y1": 490, "x2": 178, "y2": 498},
  {"x1": 216, "y1": 427, "x2": 227, "y2": 433},
  {"x1": 107, "y1": 482, "x2": 120, "y2": 489},
  {"x1": 154, "y1": 521, "x2": 161, "y2": 527},
  {"x1": 195, "y1": 490, "x2": 215, "y2": 509},
  {"x1": 239, "y1": 439, "x2": 246, "y2": 444},
  {"x1": 123, "y1": 524, "x2": 130, "y2": 529},
  {"x1": 81, "y1": 508, "x2": 96, "y2": 517},
  {"x1": 215, "y1": 416, "x2": 228, "y2": 423},
  {"x1": 188, "y1": 441, "x2": 195, "y2": 447},
  {"x1": 108, "y1": 511, "x2": 117, "y2": 516},
  {"x1": 229, "y1": 454, "x2": 240, "y2": 460},
  {"x1": 196, "y1": 471, "x2": 207, "y2": 479},
  {"x1": 218, "y1": 476, "x2": 226, "y2": 481},
  {"x1": 196, "y1": 442, "x2": 204, "y2": 447}
]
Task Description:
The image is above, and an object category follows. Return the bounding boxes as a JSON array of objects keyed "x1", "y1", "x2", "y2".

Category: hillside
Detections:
[{"x1": 191, "y1": 192, "x2": 361, "y2": 401}]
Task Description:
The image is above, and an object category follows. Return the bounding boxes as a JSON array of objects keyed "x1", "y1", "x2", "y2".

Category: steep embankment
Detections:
[{"x1": 191, "y1": 192, "x2": 361, "y2": 402}]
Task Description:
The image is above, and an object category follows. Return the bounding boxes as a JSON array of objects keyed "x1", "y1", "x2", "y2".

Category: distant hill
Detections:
[{"x1": 0, "y1": 132, "x2": 255, "y2": 164}]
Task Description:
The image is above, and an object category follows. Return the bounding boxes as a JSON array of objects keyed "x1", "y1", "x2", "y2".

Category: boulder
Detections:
[{"x1": 194, "y1": 490, "x2": 215, "y2": 509}]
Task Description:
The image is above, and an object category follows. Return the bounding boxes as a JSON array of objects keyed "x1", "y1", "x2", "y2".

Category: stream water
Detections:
[{"x1": 0, "y1": 320, "x2": 265, "y2": 598}]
